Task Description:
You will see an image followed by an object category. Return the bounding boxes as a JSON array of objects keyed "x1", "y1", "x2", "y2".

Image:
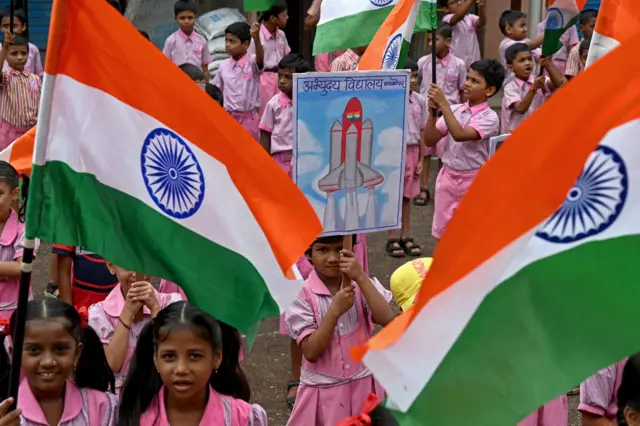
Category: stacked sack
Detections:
[{"x1": 195, "y1": 8, "x2": 247, "y2": 79}]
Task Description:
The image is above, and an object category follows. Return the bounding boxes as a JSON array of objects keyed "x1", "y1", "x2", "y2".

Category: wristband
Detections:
[
  {"x1": 119, "y1": 316, "x2": 132, "y2": 330},
  {"x1": 529, "y1": 86, "x2": 537, "y2": 93}
]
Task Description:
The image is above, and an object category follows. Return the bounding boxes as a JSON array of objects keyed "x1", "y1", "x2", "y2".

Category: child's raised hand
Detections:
[
  {"x1": 339, "y1": 249, "x2": 365, "y2": 282},
  {"x1": 427, "y1": 84, "x2": 447, "y2": 109},
  {"x1": 250, "y1": 22, "x2": 260, "y2": 40},
  {"x1": 533, "y1": 75, "x2": 546, "y2": 90},
  {"x1": 476, "y1": 0, "x2": 485, "y2": 7},
  {"x1": 0, "y1": 398, "x2": 21, "y2": 426},
  {"x1": 2, "y1": 33, "x2": 13, "y2": 49},
  {"x1": 329, "y1": 285, "x2": 356, "y2": 317},
  {"x1": 128, "y1": 281, "x2": 161, "y2": 317}
]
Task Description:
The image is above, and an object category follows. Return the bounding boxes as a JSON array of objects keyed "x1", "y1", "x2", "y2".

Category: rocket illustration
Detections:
[{"x1": 318, "y1": 97, "x2": 384, "y2": 230}]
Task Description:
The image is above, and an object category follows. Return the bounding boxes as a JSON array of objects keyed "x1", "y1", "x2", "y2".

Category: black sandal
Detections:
[
  {"x1": 385, "y1": 239, "x2": 406, "y2": 258},
  {"x1": 286, "y1": 381, "x2": 299, "y2": 409},
  {"x1": 401, "y1": 238, "x2": 422, "y2": 257},
  {"x1": 413, "y1": 187, "x2": 431, "y2": 206}
]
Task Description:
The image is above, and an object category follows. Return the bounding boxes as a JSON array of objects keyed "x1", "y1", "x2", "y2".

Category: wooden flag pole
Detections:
[
  {"x1": 9, "y1": 0, "x2": 14, "y2": 35},
  {"x1": 341, "y1": 235, "x2": 353, "y2": 288},
  {"x1": 430, "y1": 25, "x2": 437, "y2": 116}
]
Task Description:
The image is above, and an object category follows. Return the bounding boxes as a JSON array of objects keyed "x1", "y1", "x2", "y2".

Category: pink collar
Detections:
[
  {"x1": 279, "y1": 92, "x2": 292, "y2": 107},
  {"x1": 152, "y1": 385, "x2": 224, "y2": 425},
  {"x1": 19, "y1": 380, "x2": 83, "y2": 424},
  {"x1": 306, "y1": 270, "x2": 334, "y2": 296},
  {"x1": 459, "y1": 101, "x2": 489, "y2": 116},
  {"x1": 230, "y1": 53, "x2": 249, "y2": 69},
  {"x1": 0, "y1": 209, "x2": 19, "y2": 246},
  {"x1": 260, "y1": 23, "x2": 276, "y2": 40},
  {"x1": 437, "y1": 52, "x2": 452, "y2": 66},
  {"x1": 177, "y1": 29, "x2": 195, "y2": 42},
  {"x1": 101, "y1": 283, "x2": 157, "y2": 317}
]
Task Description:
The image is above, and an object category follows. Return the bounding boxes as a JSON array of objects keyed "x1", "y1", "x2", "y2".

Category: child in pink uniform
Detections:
[
  {"x1": 565, "y1": 10, "x2": 597, "y2": 79},
  {"x1": 424, "y1": 59, "x2": 504, "y2": 239},
  {"x1": 163, "y1": 1, "x2": 212, "y2": 83},
  {"x1": 88, "y1": 266, "x2": 182, "y2": 393},
  {"x1": 248, "y1": 0, "x2": 291, "y2": 116},
  {"x1": 284, "y1": 236, "x2": 394, "y2": 426},
  {"x1": 386, "y1": 58, "x2": 425, "y2": 258},
  {"x1": 0, "y1": 34, "x2": 40, "y2": 151},
  {"x1": 213, "y1": 22, "x2": 264, "y2": 142},
  {"x1": 260, "y1": 54, "x2": 309, "y2": 176},
  {"x1": 579, "y1": 360, "x2": 628, "y2": 425},
  {"x1": 0, "y1": 162, "x2": 32, "y2": 319},
  {"x1": 501, "y1": 44, "x2": 566, "y2": 134},
  {"x1": 441, "y1": 0, "x2": 486, "y2": 69},
  {"x1": 119, "y1": 301, "x2": 267, "y2": 426},
  {"x1": 0, "y1": 8, "x2": 43, "y2": 77},
  {"x1": 0, "y1": 299, "x2": 118, "y2": 425},
  {"x1": 499, "y1": 10, "x2": 544, "y2": 86}
]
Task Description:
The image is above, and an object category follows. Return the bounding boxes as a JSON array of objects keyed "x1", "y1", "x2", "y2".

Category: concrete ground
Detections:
[{"x1": 28, "y1": 163, "x2": 582, "y2": 425}]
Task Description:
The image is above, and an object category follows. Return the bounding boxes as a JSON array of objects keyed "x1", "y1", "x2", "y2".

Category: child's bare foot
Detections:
[{"x1": 286, "y1": 381, "x2": 299, "y2": 410}]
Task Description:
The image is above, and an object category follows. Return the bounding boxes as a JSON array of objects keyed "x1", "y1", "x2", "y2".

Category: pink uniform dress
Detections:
[
  {"x1": 518, "y1": 396, "x2": 567, "y2": 426},
  {"x1": 259, "y1": 92, "x2": 293, "y2": 176},
  {"x1": 1, "y1": 43, "x2": 43, "y2": 76},
  {"x1": 18, "y1": 379, "x2": 119, "y2": 426},
  {"x1": 0, "y1": 67, "x2": 40, "y2": 150},
  {"x1": 501, "y1": 75, "x2": 554, "y2": 134},
  {"x1": 432, "y1": 102, "x2": 499, "y2": 239},
  {"x1": 284, "y1": 270, "x2": 392, "y2": 426},
  {"x1": 536, "y1": 20, "x2": 579, "y2": 75},
  {"x1": 579, "y1": 360, "x2": 627, "y2": 422},
  {"x1": 162, "y1": 29, "x2": 213, "y2": 70},
  {"x1": 88, "y1": 284, "x2": 183, "y2": 393},
  {"x1": 499, "y1": 37, "x2": 542, "y2": 87},
  {"x1": 158, "y1": 279, "x2": 187, "y2": 299},
  {"x1": 213, "y1": 53, "x2": 262, "y2": 142},
  {"x1": 442, "y1": 14, "x2": 481, "y2": 69},
  {"x1": 564, "y1": 42, "x2": 583, "y2": 78},
  {"x1": 248, "y1": 24, "x2": 290, "y2": 116},
  {"x1": 0, "y1": 209, "x2": 32, "y2": 319},
  {"x1": 140, "y1": 386, "x2": 267, "y2": 426},
  {"x1": 404, "y1": 92, "x2": 427, "y2": 198}
]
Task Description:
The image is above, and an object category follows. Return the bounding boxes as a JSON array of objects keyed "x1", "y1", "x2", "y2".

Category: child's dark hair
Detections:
[
  {"x1": 278, "y1": 53, "x2": 310, "y2": 73},
  {"x1": 404, "y1": 57, "x2": 418, "y2": 72},
  {"x1": 617, "y1": 354, "x2": 640, "y2": 426},
  {"x1": 0, "y1": 161, "x2": 28, "y2": 222},
  {"x1": 260, "y1": 0, "x2": 288, "y2": 22},
  {"x1": 580, "y1": 9, "x2": 598, "y2": 25},
  {"x1": 305, "y1": 234, "x2": 359, "y2": 257},
  {"x1": 437, "y1": 22, "x2": 453, "y2": 40},
  {"x1": 118, "y1": 301, "x2": 250, "y2": 426},
  {"x1": 579, "y1": 38, "x2": 591, "y2": 56},
  {"x1": 0, "y1": 299, "x2": 115, "y2": 398},
  {"x1": 8, "y1": 35, "x2": 28, "y2": 48},
  {"x1": 139, "y1": 30, "x2": 150, "y2": 40},
  {"x1": 470, "y1": 59, "x2": 506, "y2": 95},
  {"x1": 505, "y1": 42, "x2": 530, "y2": 65},
  {"x1": 179, "y1": 63, "x2": 205, "y2": 82},
  {"x1": 174, "y1": 0, "x2": 197, "y2": 16},
  {"x1": 205, "y1": 83, "x2": 223, "y2": 107},
  {"x1": 225, "y1": 22, "x2": 251, "y2": 43},
  {"x1": 0, "y1": 7, "x2": 26, "y2": 25},
  {"x1": 499, "y1": 10, "x2": 527, "y2": 36},
  {"x1": 370, "y1": 404, "x2": 400, "y2": 426}
]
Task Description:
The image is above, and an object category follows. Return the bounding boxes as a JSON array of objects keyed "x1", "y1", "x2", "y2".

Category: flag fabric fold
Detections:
[
  {"x1": 0, "y1": 126, "x2": 36, "y2": 175},
  {"x1": 541, "y1": 0, "x2": 587, "y2": 57},
  {"x1": 586, "y1": 0, "x2": 640, "y2": 67},
  {"x1": 353, "y1": 30, "x2": 640, "y2": 425},
  {"x1": 28, "y1": 0, "x2": 322, "y2": 333}
]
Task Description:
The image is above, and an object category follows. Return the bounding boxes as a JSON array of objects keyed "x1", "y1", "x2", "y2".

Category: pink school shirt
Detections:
[
  {"x1": 499, "y1": 37, "x2": 542, "y2": 85},
  {"x1": 501, "y1": 75, "x2": 553, "y2": 134},
  {"x1": 0, "y1": 209, "x2": 27, "y2": 318},
  {"x1": 579, "y1": 360, "x2": 627, "y2": 422},
  {"x1": 248, "y1": 24, "x2": 290, "y2": 70},
  {"x1": 436, "y1": 102, "x2": 499, "y2": 171},
  {"x1": 162, "y1": 29, "x2": 212, "y2": 69},
  {"x1": 140, "y1": 386, "x2": 267, "y2": 426},
  {"x1": 259, "y1": 92, "x2": 293, "y2": 154},
  {"x1": 442, "y1": 14, "x2": 481, "y2": 69},
  {"x1": 18, "y1": 379, "x2": 118, "y2": 426},
  {"x1": 408, "y1": 91, "x2": 427, "y2": 145},
  {"x1": 536, "y1": 20, "x2": 579, "y2": 73},
  {"x1": 418, "y1": 52, "x2": 466, "y2": 105},
  {"x1": 88, "y1": 284, "x2": 182, "y2": 391},
  {"x1": 330, "y1": 49, "x2": 360, "y2": 72},
  {"x1": 213, "y1": 53, "x2": 261, "y2": 113},
  {"x1": 0, "y1": 43, "x2": 43, "y2": 76}
]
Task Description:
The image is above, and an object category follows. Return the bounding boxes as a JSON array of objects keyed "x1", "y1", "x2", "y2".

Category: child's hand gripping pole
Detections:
[{"x1": 341, "y1": 235, "x2": 353, "y2": 288}]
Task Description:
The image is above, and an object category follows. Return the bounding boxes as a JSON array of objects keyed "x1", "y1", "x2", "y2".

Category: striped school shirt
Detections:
[
  {"x1": 0, "y1": 68, "x2": 41, "y2": 127},
  {"x1": 330, "y1": 49, "x2": 361, "y2": 72}
]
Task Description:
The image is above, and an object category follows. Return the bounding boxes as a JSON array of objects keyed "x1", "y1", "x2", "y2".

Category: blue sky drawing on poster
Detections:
[{"x1": 294, "y1": 73, "x2": 409, "y2": 235}]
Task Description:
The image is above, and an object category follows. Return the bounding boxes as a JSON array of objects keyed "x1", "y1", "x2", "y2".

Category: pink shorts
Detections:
[
  {"x1": 273, "y1": 150, "x2": 293, "y2": 178},
  {"x1": 403, "y1": 144, "x2": 421, "y2": 199},
  {"x1": 432, "y1": 166, "x2": 479, "y2": 239},
  {"x1": 0, "y1": 121, "x2": 31, "y2": 152},
  {"x1": 518, "y1": 395, "x2": 568, "y2": 426},
  {"x1": 229, "y1": 110, "x2": 260, "y2": 142}
]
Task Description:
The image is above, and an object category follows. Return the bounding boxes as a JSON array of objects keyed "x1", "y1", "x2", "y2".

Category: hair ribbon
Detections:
[
  {"x1": 75, "y1": 305, "x2": 89, "y2": 329},
  {"x1": 336, "y1": 393, "x2": 380, "y2": 426}
]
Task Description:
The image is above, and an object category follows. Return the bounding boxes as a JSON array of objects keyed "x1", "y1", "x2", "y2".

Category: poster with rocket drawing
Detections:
[{"x1": 293, "y1": 70, "x2": 410, "y2": 236}]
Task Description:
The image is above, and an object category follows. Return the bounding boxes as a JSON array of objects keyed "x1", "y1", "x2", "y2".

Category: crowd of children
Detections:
[{"x1": 0, "y1": 0, "x2": 612, "y2": 424}]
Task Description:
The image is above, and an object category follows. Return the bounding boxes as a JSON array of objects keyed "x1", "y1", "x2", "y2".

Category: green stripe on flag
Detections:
[
  {"x1": 541, "y1": 14, "x2": 581, "y2": 57},
  {"x1": 415, "y1": 0, "x2": 438, "y2": 32},
  {"x1": 244, "y1": 0, "x2": 275, "y2": 12}
]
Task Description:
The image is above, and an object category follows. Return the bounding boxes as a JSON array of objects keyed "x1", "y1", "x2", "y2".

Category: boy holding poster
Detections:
[{"x1": 386, "y1": 58, "x2": 425, "y2": 258}]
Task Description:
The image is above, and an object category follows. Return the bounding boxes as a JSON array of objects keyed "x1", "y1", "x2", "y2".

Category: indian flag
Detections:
[
  {"x1": 0, "y1": 126, "x2": 35, "y2": 175},
  {"x1": 27, "y1": 0, "x2": 322, "y2": 332},
  {"x1": 314, "y1": 0, "x2": 437, "y2": 55},
  {"x1": 586, "y1": 0, "x2": 640, "y2": 67},
  {"x1": 359, "y1": 0, "x2": 423, "y2": 71},
  {"x1": 353, "y1": 31, "x2": 640, "y2": 425},
  {"x1": 243, "y1": 0, "x2": 274, "y2": 12},
  {"x1": 541, "y1": 0, "x2": 587, "y2": 57}
]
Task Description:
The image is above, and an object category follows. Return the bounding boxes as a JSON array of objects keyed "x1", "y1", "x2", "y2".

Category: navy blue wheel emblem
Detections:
[
  {"x1": 536, "y1": 145, "x2": 628, "y2": 244},
  {"x1": 545, "y1": 7, "x2": 565, "y2": 30},
  {"x1": 141, "y1": 128, "x2": 205, "y2": 219},
  {"x1": 383, "y1": 34, "x2": 403, "y2": 70},
  {"x1": 369, "y1": 0, "x2": 393, "y2": 6}
]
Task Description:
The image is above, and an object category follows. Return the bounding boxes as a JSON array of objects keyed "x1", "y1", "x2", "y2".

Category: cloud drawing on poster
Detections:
[
  {"x1": 373, "y1": 127, "x2": 403, "y2": 167},
  {"x1": 297, "y1": 121, "x2": 323, "y2": 154}
]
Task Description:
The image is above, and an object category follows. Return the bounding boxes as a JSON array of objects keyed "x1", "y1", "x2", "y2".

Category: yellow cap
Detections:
[{"x1": 390, "y1": 257, "x2": 433, "y2": 312}]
